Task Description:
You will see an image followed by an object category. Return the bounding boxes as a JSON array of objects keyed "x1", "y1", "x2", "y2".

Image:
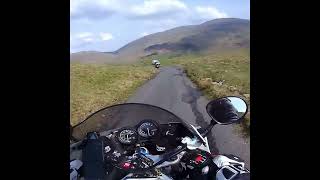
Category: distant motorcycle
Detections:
[
  {"x1": 152, "y1": 59, "x2": 160, "y2": 65},
  {"x1": 151, "y1": 59, "x2": 160, "y2": 68},
  {"x1": 155, "y1": 62, "x2": 160, "y2": 68}
]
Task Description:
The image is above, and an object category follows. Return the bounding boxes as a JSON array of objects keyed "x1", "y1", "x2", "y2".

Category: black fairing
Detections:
[{"x1": 71, "y1": 103, "x2": 203, "y2": 143}]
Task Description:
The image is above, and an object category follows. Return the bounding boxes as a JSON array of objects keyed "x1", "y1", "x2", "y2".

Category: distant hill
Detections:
[
  {"x1": 70, "y1": 18, "x2": 250, "y2": 64},
  {"x1": 70, "y1": 51, "x2": 117, "y2": 64}
]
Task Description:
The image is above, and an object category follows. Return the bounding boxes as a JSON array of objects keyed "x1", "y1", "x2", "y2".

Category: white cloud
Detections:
[
  {"x1": 70, "y1": 0, "x2": 120, "y2": 20},
  {"x1": 71, "y1": 32, "x2": 114, "y2": 51},
  {"x1": 126, "y1": 2, "x2": 228, "y2": 30},
  {"x1": 129, "y1": 0, "x2": 188, "y2": 19},
  {"x1": 70, "y1": 0, "x2": 228, "y2": 23},
  {"x1": 195, "y1": 6, "x2": 228, "y2": 20},
  {"x1": 141, "y1": 32, "x2": 150, "y2": 36},
  {"x1": 100, "y1": 32, "x2": 113, "y2": 41},
  {"x1": 83, "y1": 37, "x2": 94, "y2": 42},
  {"x1": 70, "y1": 1, "x2": 231, "y2": 52},
  {"x1": 73, "y1": 32, "x2": 113, "y2": 42},
  {"x1": 71, "y1": 32, "x2": 95, "y2": 50},
  {"x1": 75, "y1": 32, "x2": 94, "y2": 38}
]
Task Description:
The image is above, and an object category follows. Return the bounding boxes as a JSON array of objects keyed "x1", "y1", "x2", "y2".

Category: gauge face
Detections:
[
  {"x1": 118, "y1": 128, "x2": 138, "y2": 145},
  {"x1": 137, "y1": 120, "x2": 159, "y2": 138}
]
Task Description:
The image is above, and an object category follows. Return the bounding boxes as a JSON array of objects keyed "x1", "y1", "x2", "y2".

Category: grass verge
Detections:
[
  {"x1": 141, "y1": 50, "x2": 250, "y2": 137},
  {"x1": 70, "y1": 63, "x2": 156, "y2": 125}
]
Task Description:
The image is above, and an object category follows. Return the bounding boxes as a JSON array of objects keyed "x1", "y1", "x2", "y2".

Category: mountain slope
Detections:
[{"x1": 70, "y1": 18, "x2": 250, "y2": 63}]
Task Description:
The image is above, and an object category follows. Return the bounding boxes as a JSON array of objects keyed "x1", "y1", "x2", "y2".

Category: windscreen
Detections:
[{"x1": 72, "y1": 103, "x2": 200, "y2": 141}]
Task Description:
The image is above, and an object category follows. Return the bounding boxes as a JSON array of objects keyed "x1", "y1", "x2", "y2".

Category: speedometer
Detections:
[
  {"x1": 137, "y1": 120, "x2": 159, "y2": 138},
  {"x1": 117, "y1": 128, "x2": 138, "y2": 145}
]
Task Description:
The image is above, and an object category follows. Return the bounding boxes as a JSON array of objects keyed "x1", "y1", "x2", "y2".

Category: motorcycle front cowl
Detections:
[{"x1": 71, "y1": 103, "x2": 205, "y2": 143}]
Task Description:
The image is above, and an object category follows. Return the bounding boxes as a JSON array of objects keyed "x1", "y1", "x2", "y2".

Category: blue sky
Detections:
[
  {"x1": 70, "y1": 0, "x2": 250, "y2": 53},
  {"x1": 227, "y1": 97, "x2": 247, "y2": 112}
]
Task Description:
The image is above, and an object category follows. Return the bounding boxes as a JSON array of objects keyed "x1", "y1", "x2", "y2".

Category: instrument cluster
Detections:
[{"x1": 116, "y1": 119, "x2": 160, "y2": 145}]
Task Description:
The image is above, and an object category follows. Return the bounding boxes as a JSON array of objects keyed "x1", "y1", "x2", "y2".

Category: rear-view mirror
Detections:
[{"x1": 206, "y1": 96, "x2": 248, "y2": 125}]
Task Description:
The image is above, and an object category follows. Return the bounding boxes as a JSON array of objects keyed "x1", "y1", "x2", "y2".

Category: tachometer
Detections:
[
  {"x1": 137, "y1": 120, "x2": 159, "y2": 138},
  {"x1": 117, "y1": 128, "x2": 138, "y2": 145}
]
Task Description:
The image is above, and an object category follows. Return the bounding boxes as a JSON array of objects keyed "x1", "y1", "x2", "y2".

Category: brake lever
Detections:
[
  {"x1": 151, "y1": 144, "x2": 187, "y2": 168},
  {"x1": 128, "y1": 144, "x2": 187, "y2": 174}
]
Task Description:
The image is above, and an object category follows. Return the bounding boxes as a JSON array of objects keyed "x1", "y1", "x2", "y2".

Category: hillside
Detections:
[{"x1": 70, "y1": 18, "x2": 249, "y2": 63}]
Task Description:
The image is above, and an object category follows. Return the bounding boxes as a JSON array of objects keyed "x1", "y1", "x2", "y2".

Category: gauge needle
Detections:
[{"x1": 147, "y1": 128, "x2": 151, "y2": 136}]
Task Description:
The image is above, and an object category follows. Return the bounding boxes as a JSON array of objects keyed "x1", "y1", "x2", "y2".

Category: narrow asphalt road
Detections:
[{"x1": 127, "y1": 66, "x2": 250, "y2": 169}]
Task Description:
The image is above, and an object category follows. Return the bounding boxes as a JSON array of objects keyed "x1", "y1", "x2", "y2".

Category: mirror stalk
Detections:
[{"x1": 201, "y1": 120, "x2": 217, "y2": 137}]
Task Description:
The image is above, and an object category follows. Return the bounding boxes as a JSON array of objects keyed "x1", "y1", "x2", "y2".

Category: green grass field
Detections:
[
  {"x1": 141, "y1": 50, "x2": 250, "y2": 137},
  {"x1": 71, "y1": 50, "x2": 250, "y2": 136},
  {"x1": 70, "y1": 63, "x2": 156, "y2": 125}
]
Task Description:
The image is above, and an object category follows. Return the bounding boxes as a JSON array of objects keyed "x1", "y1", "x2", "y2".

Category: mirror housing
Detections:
[{"x1": 206, "y1": 96, "x2": 248, "y2": 125}]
